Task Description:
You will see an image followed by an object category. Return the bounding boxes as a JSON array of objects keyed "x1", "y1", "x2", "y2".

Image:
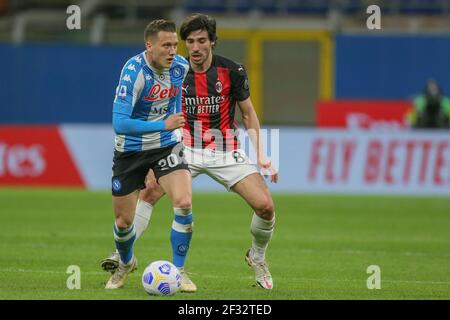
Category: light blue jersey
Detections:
[{"x1": 113, "y1": 52, "x2": 189, "y2": 152}]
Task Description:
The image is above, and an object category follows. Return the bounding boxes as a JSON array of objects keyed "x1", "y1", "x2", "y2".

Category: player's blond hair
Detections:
[{"x1": 144, "y1": 19, "x2": 176, "y2": 42}]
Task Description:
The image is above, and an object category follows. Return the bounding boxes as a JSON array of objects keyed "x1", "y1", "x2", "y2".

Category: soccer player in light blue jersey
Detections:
[
  {"x1": 103, "y1": 14, "x2": 278, "y2": 292},
  {"x1": 105, "y1": 19, "x2": 195, "y2": 290}
]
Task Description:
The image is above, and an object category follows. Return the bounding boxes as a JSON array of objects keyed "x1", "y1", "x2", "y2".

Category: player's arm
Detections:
[
  {"x1": 113, "y1": 112, "x2": 184, "y2": 135},
  {"x1": 232, "y1": 63, "x2": 278, "y2": 182},
  {"x1": 237, "y1": 98, "x2": 278, "y2": 183},
  {"x1": 237, "y1": 97, "x2": 264, "y2": 159},
  {"x1": 112, "y1": 64, "x2": 184, "y2": 135}
]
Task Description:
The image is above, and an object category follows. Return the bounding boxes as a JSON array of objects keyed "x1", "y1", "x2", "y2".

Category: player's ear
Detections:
[{"x1": 145, "y1": 40, "x2": 152, "y2": 53}]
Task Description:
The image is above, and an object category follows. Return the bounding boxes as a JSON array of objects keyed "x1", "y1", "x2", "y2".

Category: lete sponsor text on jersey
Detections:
[{"x1": 144, "y1": 83, "x2": 179, "y2": 101}]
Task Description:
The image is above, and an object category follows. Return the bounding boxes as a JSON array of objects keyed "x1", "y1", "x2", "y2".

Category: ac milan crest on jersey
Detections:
[{"x1": 215, "y1": 80, "x2": 223, "y2": 93}]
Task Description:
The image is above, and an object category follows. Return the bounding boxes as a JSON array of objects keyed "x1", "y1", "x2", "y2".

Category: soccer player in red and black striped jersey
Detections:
[
  {"x1": 101, "y1": 14, "x2": 278, "y2": 291},
  {"x1": 181, "y1": 42, "x2": 249, "y2": 152}
]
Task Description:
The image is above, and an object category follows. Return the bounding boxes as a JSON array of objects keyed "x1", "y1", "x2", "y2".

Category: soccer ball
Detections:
[{"x1": 142, "y1": 260, "x2": 181, "y2": 296}]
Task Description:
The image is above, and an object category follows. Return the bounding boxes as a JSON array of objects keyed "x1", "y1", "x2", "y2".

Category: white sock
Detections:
[
  {"x1": 250, "y1": 213, "x2": 275, "y2": 262},
  {"x1": 134, "y1": 199, "x2": 153, "y2": 239}
]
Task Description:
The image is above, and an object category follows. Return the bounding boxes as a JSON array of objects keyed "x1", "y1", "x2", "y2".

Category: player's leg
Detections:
[
  {"x1": 158, "y1": 168, "x2": 197, "y2": 292},
  {"x1": 105, "y1": 191, "x2": 139, "y2": 289},
  {"x1": 101, "y1": 170, "x2": 166, "y2": 273},
  {"x1": 231, "y1": 173, "x2": 275, "y2": 289},
  {"x1": 232, "y1": 172, "x2": 276, "y2": 258},
  {"x1": 204, "y1": 146, "x2": 275, "y2": 289},
  {"x1": 112, "y1": 191, "x2": 139, "y2": 263},
  {"x1": 158, "y1": 169, "x2": 193, "y2": 267},
  {"x1": 101, "y1": 146, "x2": 201, "y2": 274},
  {"x1": 105, "y1": 150, "x2": 150, "y2": 288},
  {"x1": 135, "y1": 170, "x2": 166, "y2": 237}
]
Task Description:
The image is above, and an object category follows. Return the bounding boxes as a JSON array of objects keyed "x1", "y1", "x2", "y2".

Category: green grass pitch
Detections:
[{"x1": 0, "y1": 188, "x2": 449, "y2": 300}]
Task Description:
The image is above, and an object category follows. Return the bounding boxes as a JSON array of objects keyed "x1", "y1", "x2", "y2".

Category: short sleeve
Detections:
[{"x1": 230, "y1": 63, "x2": 250, "y2": 102}]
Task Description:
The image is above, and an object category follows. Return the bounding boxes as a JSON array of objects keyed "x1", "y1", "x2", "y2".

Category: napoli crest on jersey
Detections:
[
  {"x1": 170, "y1": 65, "x2": 184, "y2": 80},
  {"x1": 112, "y1": 178, "x2": 122, "y2": 192}
]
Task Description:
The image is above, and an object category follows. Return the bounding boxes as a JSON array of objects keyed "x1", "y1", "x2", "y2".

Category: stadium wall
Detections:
[
  {"x1": 335, "y1": 34, "x2": 450, "y2": 99},
  {"x1": 0, "y1": 43, "x2": 139, "y2": 124},
  {"x1": 2, "y1": 34, "x2": 450, "y2": 125},
  {"x1": 1, "y1": 125, "x2": 449, "y2": 196}
]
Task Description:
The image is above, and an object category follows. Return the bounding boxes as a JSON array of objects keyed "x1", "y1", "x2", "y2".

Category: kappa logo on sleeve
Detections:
[{"x1": 122, "y1": 74, "x2": 132, "y2": 83}]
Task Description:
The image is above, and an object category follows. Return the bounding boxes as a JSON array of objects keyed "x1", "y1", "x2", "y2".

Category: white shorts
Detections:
[{"x1": 184, "y1": 146, "x2": 259, "y2": 191}]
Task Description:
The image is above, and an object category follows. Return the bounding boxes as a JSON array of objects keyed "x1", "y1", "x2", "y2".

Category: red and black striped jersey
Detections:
[{"x1": 182, "y1": 55, "x2": 250, "y2": 151}]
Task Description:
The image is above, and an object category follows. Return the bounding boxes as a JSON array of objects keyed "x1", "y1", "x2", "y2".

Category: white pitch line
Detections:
[
  {"x1": 199, "y1": 274, "x2": 450, "y2": 285},
  {"x1": 1, "y1": 268, "x2": 449, "y2": 286},
  {"x1": 286, "y1": 248, "x2": 450, "y2": 258},
  {"x1": 0, "y1": 268, "x2": 104, "y2": 275}
]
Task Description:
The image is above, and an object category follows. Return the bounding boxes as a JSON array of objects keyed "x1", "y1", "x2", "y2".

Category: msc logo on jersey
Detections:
[
  {"x1": 170, "y1": 66, "x2": 184, "y2": 80},
  {"x1": 143, "y1": 84, "x2": 179, "y2": 101},
  {"x1": 150, "y1": 105, "x2": 169, "y2": 115}
]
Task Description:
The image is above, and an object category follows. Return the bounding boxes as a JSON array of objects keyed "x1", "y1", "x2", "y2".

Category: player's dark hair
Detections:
[
  {"x1": 180, "y1": 13, "x2": 218, "y2": 46},
  {"x1": 144, "y1": 19, "x2": 176, "y2": 41}
]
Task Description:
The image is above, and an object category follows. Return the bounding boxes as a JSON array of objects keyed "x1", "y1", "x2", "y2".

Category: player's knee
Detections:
[
  {"x1": 254, "y1": 197, "x2": 275, "y2": 220},
  {"x1": 115, "y1": 215, "x2": 133, "y2": 229},
  {"x1": 141, "y1": 188, "x2": 163, "y2": 206},
  {"x1": 172, "y1": 196, "x2": 192, "y2": 210},
  {"x1": 174, "y1": 207, "x2": 192, "y2": 216}
]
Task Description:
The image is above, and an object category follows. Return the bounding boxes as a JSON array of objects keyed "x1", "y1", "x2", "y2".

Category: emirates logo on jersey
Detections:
[
  {"x1": 184, "y1": 95, "x2": 227, "y2": 115},
  {"x1": 143, "y1": 84, "x2": 179, "y2": 101}
]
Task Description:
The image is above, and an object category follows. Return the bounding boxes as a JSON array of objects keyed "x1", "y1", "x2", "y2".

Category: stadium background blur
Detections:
[{"x1": 0, "y1": 0, "x2": 449, "y2": 300}]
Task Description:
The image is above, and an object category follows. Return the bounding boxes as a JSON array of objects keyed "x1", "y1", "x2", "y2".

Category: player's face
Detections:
[
  {"x1": 146, "y1": 31, "x2": 178, "y2": 69},
  {"x1": 185, "y1": 29, "x2": 214, "y2": 67}
]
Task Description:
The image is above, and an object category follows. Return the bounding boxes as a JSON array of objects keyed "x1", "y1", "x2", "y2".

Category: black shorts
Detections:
[{"x1": 111, "y1": 142, "x2": 189, "y2": 196}]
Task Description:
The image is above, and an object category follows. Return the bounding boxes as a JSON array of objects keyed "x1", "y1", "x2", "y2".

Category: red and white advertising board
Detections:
[
  {"x1": 293, "y1": 129, "x2": 450, "y2": 195},
  {"x1": 0, "y1": 126, "x2": 84, "y2": 187},
  {"x1": 317, "y1": 100, "x2": 413, "y2": 130},
  {"x1": 1, "y1": 125, "x2": 449, "y2": 195}
]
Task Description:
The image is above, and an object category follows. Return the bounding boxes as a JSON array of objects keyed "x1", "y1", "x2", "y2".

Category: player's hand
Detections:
[
  {"x1": 164, "y1": 112, "x2": 185, "y2": 130},
  {"x1": 258, "y1": 157, "x2": 278, "y2": 183}
]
